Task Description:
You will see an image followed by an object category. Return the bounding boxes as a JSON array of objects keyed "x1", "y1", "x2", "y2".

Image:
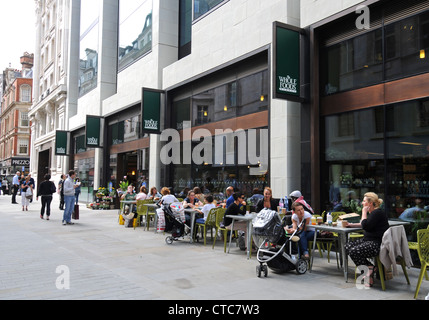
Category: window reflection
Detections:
[
  {"x1": 194, "y1": 0, "x2": 225, "y2": 20},
  {"x1": 79, "y1": 0, "x2": 100, "y2": 98},
  {"x1": 118, "y1": 0, "x2": 152, "y2": 71},
  {"x1": 321, "y1": 10, "x2": 429, "y2": 95},
  {"x1": 322, "y1": 101, "x2": 429, "y2": 224}
]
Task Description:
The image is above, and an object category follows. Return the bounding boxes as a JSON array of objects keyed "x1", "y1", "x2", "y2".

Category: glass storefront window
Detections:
[
  {"x1": 74, "y1": 158, "x2": 95, "y2": 203},
  {"x1": 385, "y1": 12, "x2": 429, "y2": 80},
  {"x1": 323, "y1": 108, "x2": 385, "y2": 214},
  {"x1": 171, "y1": 128, "x2": 269, "y2": 199},
  {"x1": 322, "y1": 100, "x2": 429, "y2": 239},
  {"x1": 321, "y1": 29, "x2": 383, "y2": 95},
  {"x1": 386, "y1": 100, "x2": 429, "y2": 223},
  {"x1": 176, "y1": 70, "x2": 268, "y2": 128},
  {"x1": 321, "y1": 10, "x2": 429, "y2": 96},
  {"x1": 79, "y1": 0, "x2": 100, "y2": 97},
  {"x1": 118, "y1": 0, "x2": 152, "y2": 71}
]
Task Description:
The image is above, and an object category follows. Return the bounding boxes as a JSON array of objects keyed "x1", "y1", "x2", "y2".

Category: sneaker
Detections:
[
  {"x1": 66, "y1": 222, "x2": 74, "y2": 225},
  {"x1": 62, "y1": 220, "x2": 66, "y2": 225}
]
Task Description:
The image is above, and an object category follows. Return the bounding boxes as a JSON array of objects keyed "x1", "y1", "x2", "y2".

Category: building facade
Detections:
[
  {"x1": 28, "y1": 0, "x2": 429, "y2": 223},
  {"x1": 41, "y1": 0, "x2": 302, "y2": 204},
  {"x1": 29, "y1": 0, "x2": 70, "y2": 191},
  {"x1": 303, "y1": 0, "x2": 429, "y2": 217},
  {"x1": 0, "y1": 53, "x2": 34, "y2": 177}
]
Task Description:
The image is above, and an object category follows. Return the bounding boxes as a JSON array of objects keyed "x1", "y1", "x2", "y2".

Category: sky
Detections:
[{"x1": 0, "y1": 1, "x2": 36, "y2": 70}]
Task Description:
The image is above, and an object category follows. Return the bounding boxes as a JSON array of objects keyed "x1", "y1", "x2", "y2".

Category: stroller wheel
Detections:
[
  {"x1": 262, "y1": 264, "x2": 268, "y2": 277},
  {"x1": 256, "y1": 265, "x2": 262, "y2": 277},
  {"x1": 295, "y1": 259, "x2": 308, "y2": 275},
  {"x1": 165, "y1": 236, "x2": 174, "y2": 245}
]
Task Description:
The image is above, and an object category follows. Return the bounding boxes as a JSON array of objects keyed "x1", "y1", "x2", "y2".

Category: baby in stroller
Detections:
[{"x1": 254, "y1": 208, "x2": 308, "y2": 277}]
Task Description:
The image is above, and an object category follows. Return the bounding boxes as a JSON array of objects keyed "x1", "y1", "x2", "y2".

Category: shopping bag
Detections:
[
  {"x1": 156, "y1": 208, "x2": 165, "y2": 232},
  {"x1": 72, "y1": 204, "x2": 79, "y2": 220}
]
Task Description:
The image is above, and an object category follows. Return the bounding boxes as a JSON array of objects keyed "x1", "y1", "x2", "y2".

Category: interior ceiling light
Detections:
[{"x1": 400, "y1": 142, "x2": 423, "y2": 146}]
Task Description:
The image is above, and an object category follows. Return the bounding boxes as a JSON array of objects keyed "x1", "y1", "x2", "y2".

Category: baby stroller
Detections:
[
  {"x1": 253, "y1": 209, "x2": 307, "y2": 277},
  {"x1": 162, "y1": 201, "x2": 189, "y2": 244}
]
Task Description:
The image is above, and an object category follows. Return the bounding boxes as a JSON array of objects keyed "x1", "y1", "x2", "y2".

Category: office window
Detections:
[
  {"x1": 20, "y1": 85, "x2": 31, "y2": 102},
  {"x1": 18, "y1": 139, "x2": 29, "y2": 155},
  {"x1": 118, "y1": 0, "x2": 152, "y2": 71},
  {"x1": 193, "y1": 0, "x2": 225, "y2": 20},
  {"x1": 20, "y1": 112, "x2": 29, "y2": 127},
  {"x1": 78, "y1": 0, "x2": 100, "y2": 97},
  {"x1": 179, "y1": 0, "x2": 192, "y2": 59}
]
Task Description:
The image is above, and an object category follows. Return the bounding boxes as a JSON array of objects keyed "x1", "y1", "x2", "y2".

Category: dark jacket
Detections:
[
  {"x1": 222, "y1": 202, "x2": 245, "y2": 227},
  {"x1": 362, "y1": 208, "x2": 389, "y2": 242},
  {"x1": 37, "y1": 180, "x2": 56, "y2": 197},
  {"x1": 256, "y1": 198, "x2": 279, "y2": 213}
]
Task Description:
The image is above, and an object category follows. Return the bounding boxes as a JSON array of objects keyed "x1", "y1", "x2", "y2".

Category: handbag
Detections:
[
  {"x1": 72, "y1": 204, "x2": 79, "y2": 220},
  {"x1": 25, "y1": 188, "x2": 33, "y2": 199}
]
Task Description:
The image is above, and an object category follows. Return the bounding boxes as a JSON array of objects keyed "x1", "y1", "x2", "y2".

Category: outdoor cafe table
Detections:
[
  {"x1": 226, "y1": 213, "x2": 257, "y2": 259},
  {"x1": 185, "y1": 208, "x2": 201, "y2": 243},
  {"x1": 309, "y1": 219, "x2": 410, "y2": 282},
  {"x1": 120, "y1": 200, "x2": 137, "y2": 215}
]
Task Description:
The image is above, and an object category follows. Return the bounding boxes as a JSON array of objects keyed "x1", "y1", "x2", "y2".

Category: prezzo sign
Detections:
[
  {"x1": 12, "y1": 158, "x2": 30, "y2": 166},
  {"x1": 274, "y1": 22, "x2": 303, "y2": 102}
]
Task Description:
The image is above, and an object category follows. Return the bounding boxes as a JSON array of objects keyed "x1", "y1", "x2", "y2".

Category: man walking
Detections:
[
  {"x1": 62, "y1": 170, "x2": 78, "y2": 225},
  {"x1": 11, "y1": 171, "x2": 20, "y2": 204}
]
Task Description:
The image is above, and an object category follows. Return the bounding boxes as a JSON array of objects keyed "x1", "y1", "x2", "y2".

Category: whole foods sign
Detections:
[{"x1": 274, "y1": 22, "x2": 304, "y2": 102}]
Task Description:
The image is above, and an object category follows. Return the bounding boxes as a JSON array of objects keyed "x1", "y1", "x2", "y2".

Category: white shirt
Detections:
[
  {"x1": 292, "y1": 211, "x2": 314, "y2": 231},
  {"x1": 201, "y1": 203, "x2": 216, "y2": 220}
]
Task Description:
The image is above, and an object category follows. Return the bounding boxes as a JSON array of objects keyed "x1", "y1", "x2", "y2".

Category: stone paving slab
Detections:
[{"x1": 0, "y1": 193, "x2": 428, "y2": 301}]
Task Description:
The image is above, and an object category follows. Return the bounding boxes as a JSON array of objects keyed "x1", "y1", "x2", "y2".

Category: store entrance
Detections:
[
  {"x1": 117, "y1": 151, "x2": 138, "y2": 189},
  {"x1": 37, "y1": 149, "x2": 51, "y2": 188}
]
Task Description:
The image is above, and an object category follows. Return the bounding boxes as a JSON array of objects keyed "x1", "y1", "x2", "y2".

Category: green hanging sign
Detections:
[
  {"x1": 86, "y1": 115, "x2": 104, "y2": 148},
  {"x1": 142, "y1": 88, "x2": 163, "y2": 134},
  {"x1": 274, "y1": 22, "x2": 304, "y2": 102},
  {"x1": 55, "y1": 130, "x2": 70, "y2": 155}
]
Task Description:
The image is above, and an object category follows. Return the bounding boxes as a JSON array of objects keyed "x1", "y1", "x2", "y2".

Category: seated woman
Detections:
[
  {"x1": 285, "y1": 201, "x2": 314, "y2": 259},
  {"x1": 148, "y1": 187, "x2": 162, "y2": 200},
  {"x1": 344, "y1": 192, "x2": 389, "y2": 287},
  {"x1": 255, "y1": 187, "x2": 278, "y2": 212},
  {"x1": 159, "y1": 187, "x2": 179, "y2": 204},
  {"x1": 121, "y1": 185, "x2": 137, "y2": 225},
  {"x1": 221, "y1": 193, "x2": 249, "y2": 248},
  {"x1": 183, "y1": 190, "x2": 203, "y2": 209},
  {"x1": 136, "y1": 186, "x2": 148, "y2": 201}
]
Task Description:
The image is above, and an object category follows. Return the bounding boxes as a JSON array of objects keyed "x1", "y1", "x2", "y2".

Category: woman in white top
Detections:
[
  {"x1": 285, "y1": 201, "x2": 314, "y2": 259},
  {"x1": 136, "y1": 186, "x2": 148, "y2": 201}
]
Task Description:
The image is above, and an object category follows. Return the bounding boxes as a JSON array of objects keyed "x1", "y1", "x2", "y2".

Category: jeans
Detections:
[
  {"x1": 298, "y1": 230, "x2": 315, "y2": 255},
  {"x1": 63, "y1": 195, "x2": 75, "y2": 223},
  {"x1": 41, "y1": 195, "x2": 53, "y2": 217}
]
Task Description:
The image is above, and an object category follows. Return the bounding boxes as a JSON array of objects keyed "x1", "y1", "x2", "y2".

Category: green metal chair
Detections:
[
  {"x1": 213, "y1": 208, "x2": 230, "y2": 252},
  {"x1": 135, "y1": 199, "x2": 155, "y2": 230},
  {"x1": 195, "y1": 208, "x2": 218, "y2": 245},
  {"x1": 408, "y1": 224, "x2": 429, "y2": 251},
  {"x1": 414, "y1": 229, "x2": 429, "y2": 299}
]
